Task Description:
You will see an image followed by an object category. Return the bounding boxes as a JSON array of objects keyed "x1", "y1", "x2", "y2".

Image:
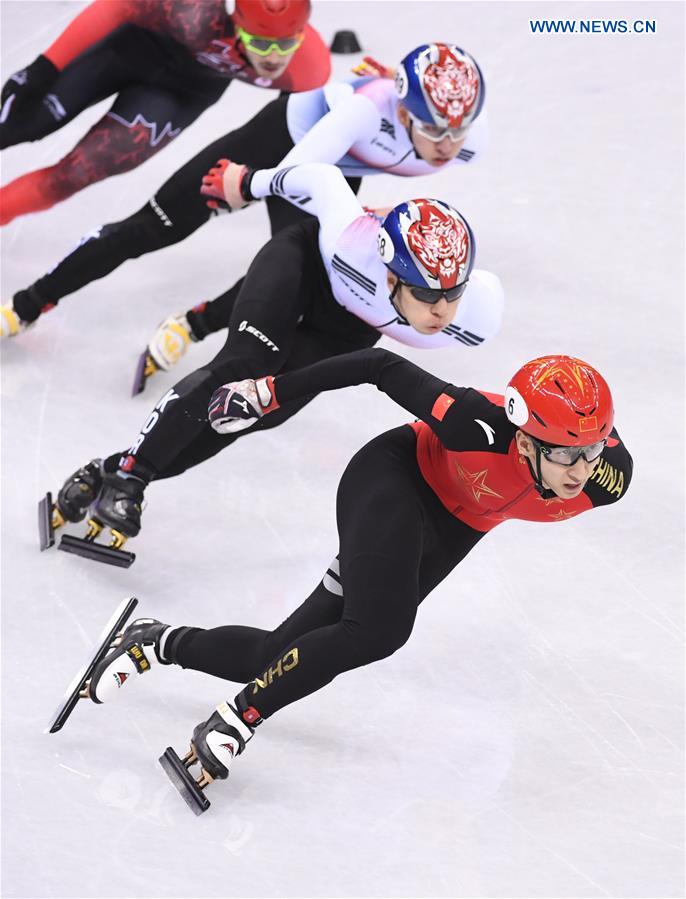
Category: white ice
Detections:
[{"x1": 1, "y1": 2, "x2": 683, "y2": 897}]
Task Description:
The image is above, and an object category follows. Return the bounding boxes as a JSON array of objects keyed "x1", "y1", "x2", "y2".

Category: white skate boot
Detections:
[
  {"x1": 132, "y1": 312, "x2": 196, "y2": 395},
  {"x1": 160, "y1": 700, "x2": 255, "y2": 815},
  {"x1": 0, "y1": 300, "x2": 30, "y2": 338},
  {"x1": 88, "y1": 617, "x2": 171, "y2": 702}
]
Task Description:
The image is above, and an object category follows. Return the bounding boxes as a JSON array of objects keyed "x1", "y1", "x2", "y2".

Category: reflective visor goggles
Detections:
[
  {"x1": 237, "y1": 27, "x2": 303, "y2": 56},
  {"x1": 408, "y1": 111, "x2": 468, "y2": 144},
  {"x1": 400, "y1": 279, "x2": 468, "y2": 304},
  {"x1": 532, "y1": 436, "x2": 607, "y2": 466}
]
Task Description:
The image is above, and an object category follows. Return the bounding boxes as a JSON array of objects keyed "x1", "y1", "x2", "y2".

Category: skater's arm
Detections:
[
  {"x1": 209, "y1": 348, "x2": 461, "y2": 439},
  {"x1": 583, "y1": 430, "x2": 633, "y2": 505},
  {"x1": 44, "y1": 0, "x2": 148, "y2": 69},
  {"x1": 275, "y1": 350, "x2": 635, "y2": 481},
  {"x1": 273, "y1": 348, "x2": 478, "y2": 449},
  {"x1": 249, "y1": 163, "x2": 365, "y2": 255},
  {"x1": 277, "y1": 91, "x2": 380, "y2": 168}
]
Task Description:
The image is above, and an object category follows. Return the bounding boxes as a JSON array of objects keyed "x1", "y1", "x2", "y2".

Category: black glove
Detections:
[
  {"x1": 1, "y1": 54, "x2": 59, "y2": 113},
  {"x1": 208, "y1": 377, "x2": 278, "y2": 434}
]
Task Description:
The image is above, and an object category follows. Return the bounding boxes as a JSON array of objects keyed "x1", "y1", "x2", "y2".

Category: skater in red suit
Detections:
[
  {"x1": 51, "y1": 350, "x2": 632, "y2": 813},
  {"x1": 0, "y1": 0, "x2": 328, "y2": 225}
]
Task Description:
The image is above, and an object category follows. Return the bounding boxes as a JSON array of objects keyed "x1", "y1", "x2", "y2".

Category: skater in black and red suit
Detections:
[
  {"x1": 55, "y1": 349, "x2": 632, "y2": 812},
  {"x1": 0, "y1": 0, "x2": 328, "y2": 225}
]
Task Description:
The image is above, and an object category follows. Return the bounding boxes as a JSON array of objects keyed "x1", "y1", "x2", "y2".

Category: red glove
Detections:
[
  {"x1": 200, "y1": 159, "x2": 255, "y2": 213},
  {"x1": 351, "y1": 56, "x2": 395, "y2": 79}
]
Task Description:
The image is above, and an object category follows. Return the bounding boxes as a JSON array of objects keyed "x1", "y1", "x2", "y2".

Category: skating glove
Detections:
[
  {"x1": 208, "y1": 376, "x2": 279, "y2": 434},
  {"x1": 1, "y1": 55, "x2": 59, "y2": 119},
  {"x1": 200, "y1": 159, "x2": 255, "y2": 214},
  {"x1": 351, "y1": 56, "x2": 396, "y2": 79}
]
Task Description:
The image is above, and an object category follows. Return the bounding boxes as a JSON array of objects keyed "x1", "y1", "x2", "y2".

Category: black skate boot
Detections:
[
  {"x1": 58, "y1": 471, "x2": 145, "y2": 568},
  {"x1": 38, "y1": 459, "x2": 104, "y2": 550},
  {"x1": 160, "y1": 700, "x2": 256, "y2": 815},
  {"x1": 89, "y1": 471, "x2": 145, "y2": 541}
]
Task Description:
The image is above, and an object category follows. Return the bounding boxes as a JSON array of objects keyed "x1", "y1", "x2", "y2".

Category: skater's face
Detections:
[
  {"x1": 397, "y1": 104, "x2": 466, "y2": 167},
  {"x1": 387, "y1": 273, "x2": 460, "y2": 335},
  {"x1": 236, "y1": 24, "x2": 304, "y2": 80},
  {"x1": 515, "y1": 432, "x2": 602, "y2": 499}
]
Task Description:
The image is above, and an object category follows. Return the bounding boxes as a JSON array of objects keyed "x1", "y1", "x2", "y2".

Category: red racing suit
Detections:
[{"x1": 272, "y1": 347, "x2": 633, "y2": 529}]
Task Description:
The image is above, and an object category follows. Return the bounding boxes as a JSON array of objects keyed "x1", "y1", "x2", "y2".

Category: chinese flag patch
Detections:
[{"x1": 431, "y1": 393, "x2": 455, "y2": 421}]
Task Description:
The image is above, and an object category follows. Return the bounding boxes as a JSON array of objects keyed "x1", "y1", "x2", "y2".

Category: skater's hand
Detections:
[
  {"x1": 352, "y1": 56, "x2": 396, "y2": 79},
  {"x1": 1, "y1": 55, "x2": 58, "y2": 120},
  {"x1": 200, "y1": 159, "x2": 254, "y2": 214},
  {"x1": 363, "y1": 205, "x2": 393, "y2": 222},
  {"x1": 208, "y1": 376, "x2": 279, "y2": 434}
]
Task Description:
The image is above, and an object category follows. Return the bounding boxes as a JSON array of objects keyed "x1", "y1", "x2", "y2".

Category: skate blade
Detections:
[
  {"x1": 38, "y1": 492, "x2": 55, "y2": 550},
  {"x1": 46, "y1": 596, "x2": 138, "y2": 734},
  {"x1": 131, "y1": 349, "x2": 158, "y2": 397},
  {"x1": 58, "y1": 534, "x2": 135, "y2": 568},
  {"x1": 159, "y1": 748, "x2": 211, "y2": 816}
]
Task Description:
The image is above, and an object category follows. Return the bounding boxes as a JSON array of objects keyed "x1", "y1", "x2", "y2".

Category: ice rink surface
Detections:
[{"x1": 1, "y1": 2, "x2": 684, "y2": 897}]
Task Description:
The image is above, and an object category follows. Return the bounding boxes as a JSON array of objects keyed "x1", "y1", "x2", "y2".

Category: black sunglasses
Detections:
[
  {"x1": 531, "y1": 436, "x2": 607, "y2": 466},
  {"x1": 400, "y1": 280, "x2": 468, "y2": 304}
]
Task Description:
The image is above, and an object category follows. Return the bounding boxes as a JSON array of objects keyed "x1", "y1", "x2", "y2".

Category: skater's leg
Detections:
[
  {"x1": 166, "y1": 567, "x2": 346, "y2": 682},
  {"x1": 8, "y1": 96, "x2": 292, "y2": 324},
  {"x1": 0, "y1": 24, "x2": 146, "y2": 150},
  {"x1": 84, "y1": 227, "x2": 321, "y2": 538},
  {"x1": 0, "y1": 78, "x2": 223, "y2": 226},
  {"x1": 185, "y1": 279, "x2": 245, "y2": 341},
  {"x1": 164, "y1": 430, "x2": 470, "y2": 717},
  {"x1": 121, "y1": 226, "x2": 324, "y2": 479},
  {"x1": 151, "y1": 314, "x2": 380, "y2": 479},
  {"x1": 11, "y1": 134, "x2": 231, "y2": 323},
  {"x1": 231, "y1": 428, "x2": 482, "y2": 718}
]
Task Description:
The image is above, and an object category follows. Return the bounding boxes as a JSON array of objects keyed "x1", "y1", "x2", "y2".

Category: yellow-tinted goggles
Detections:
[{"x1": 237, "y1": 27, "x2": 303, "y2": 56}]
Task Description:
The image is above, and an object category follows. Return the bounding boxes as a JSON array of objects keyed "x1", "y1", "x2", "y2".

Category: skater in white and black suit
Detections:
[
  {"x1": 2, "y1": 42, "x2": 487, "y2": 351},
  {"x1": 45, "y1": 157, "x2": 504, "y2": 559}
]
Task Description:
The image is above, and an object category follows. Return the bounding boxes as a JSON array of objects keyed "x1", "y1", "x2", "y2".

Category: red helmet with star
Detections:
[
  {"x1": 504, "y1": 355, "x2": 614, "y2": 446},
  {"x1": 230, "y1": 0, "x2": 310, "y2": 37}
]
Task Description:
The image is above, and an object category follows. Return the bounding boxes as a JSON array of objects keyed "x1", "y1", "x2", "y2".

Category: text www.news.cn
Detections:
[{"x1": 530, "y1": 19, "x2": 656, "y2": 35}]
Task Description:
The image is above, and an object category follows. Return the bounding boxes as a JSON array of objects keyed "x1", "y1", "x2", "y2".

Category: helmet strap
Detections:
[
  {"x1": 389, "y1": 278, "x2": 402, "y2": 314},
  {"x1": 525, "y1": 446, "x2": 557, "y2": 499},
  {"x1": 405, "y1": 116, "x2": 420, "y2": 158}
]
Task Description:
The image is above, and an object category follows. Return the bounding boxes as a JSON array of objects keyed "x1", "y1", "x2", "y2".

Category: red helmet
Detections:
[
  {"x1": 231, "y1": 0, "x2": 310, "y2": 37},
  {"x1": 504, "y1": 355, "x2": 614, "y2": 446}
]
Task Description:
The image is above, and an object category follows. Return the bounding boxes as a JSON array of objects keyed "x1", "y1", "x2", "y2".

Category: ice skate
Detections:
[
  {"x1": 160, "y1": 701, "x2": 255, "y2": 815},
  {"x1": 132, "y1": 312, "x2": 196, "y2": 396},
  {"x1": 88, "y1": 616, "x2": 170, "y2": 702},
  {"x1": 0, "y1": 300, "x2": 30, "y2": 338},
  {"x1": 58, "y1": 471, "x2": 144, "y2": 568},
  {"x1": 38, "y1": 459, "x2": 104, "y2": 550},
  {"x1": 47, "y1": 597, "x2": 139, "y2": 733}
]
